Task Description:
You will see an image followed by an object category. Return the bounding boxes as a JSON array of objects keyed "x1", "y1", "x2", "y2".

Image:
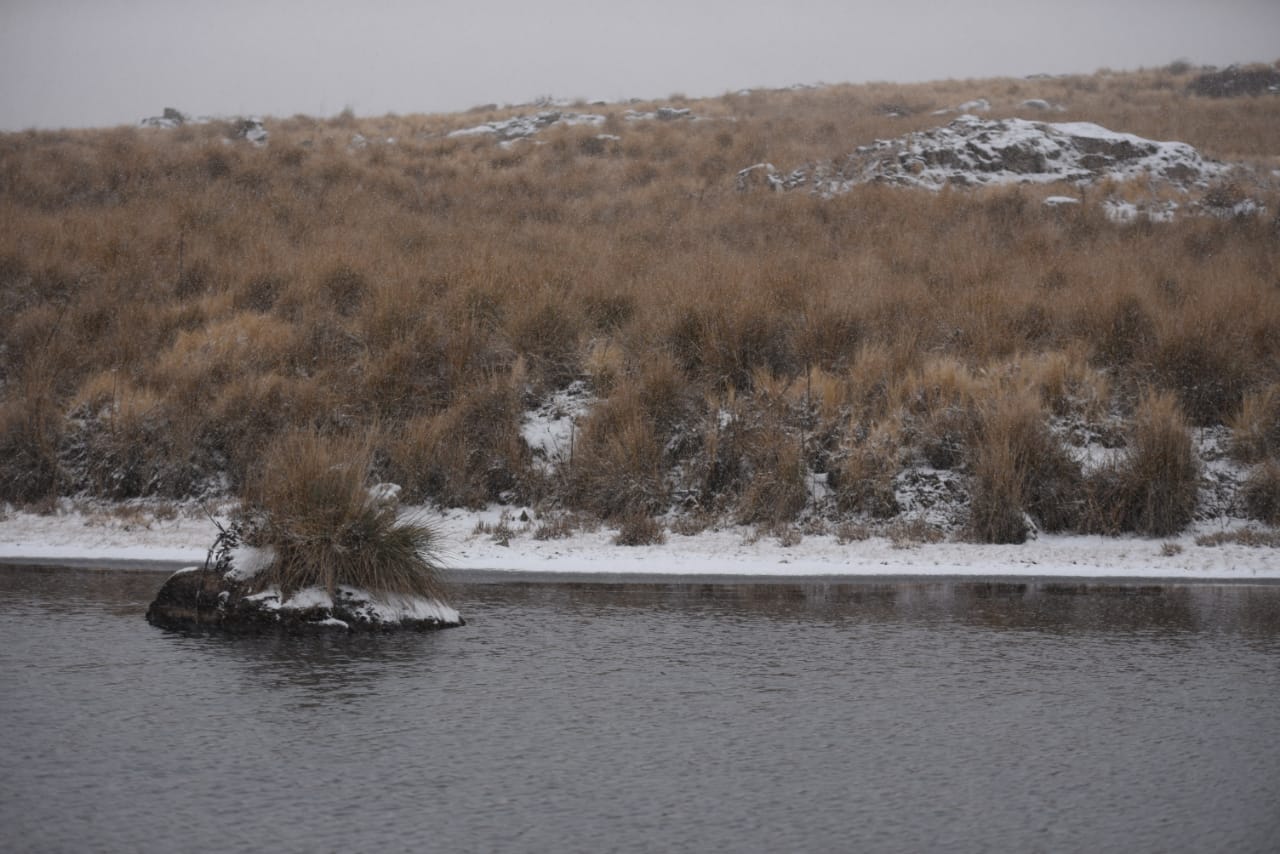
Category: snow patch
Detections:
[
  {"x1": 281, "y1": 587, "x2": 334, "y2": 610},
  {"x1": 368, "y1": 482, "x2": 402, "y2": 506},
  {"x1": 521, "y1": 380, "x2": 595, "y2": 473},
  {"x1": 225, "y1": 545, "x2": 274, "y2": 581}
]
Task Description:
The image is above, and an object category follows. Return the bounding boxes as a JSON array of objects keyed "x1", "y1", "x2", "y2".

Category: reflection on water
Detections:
[{"x1": 2, "y1": 565, "x2": 1279, "y2": 854}]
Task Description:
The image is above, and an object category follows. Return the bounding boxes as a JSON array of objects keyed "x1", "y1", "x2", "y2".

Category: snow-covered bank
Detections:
[{"x1": 1, "y1": 505, "x2": 1276, "y2": 581}]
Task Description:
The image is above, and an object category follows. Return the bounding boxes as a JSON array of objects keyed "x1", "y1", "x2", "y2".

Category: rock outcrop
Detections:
[
  {"x1": 448, "y1": 110, "x2": 605, "y2": 142},
  {"x1": 737, "y1": 115, "x2": 1227, "y2": 196},
  {"x1": 1188, "y1": 65, "x2": 1280, "y2": 98}
]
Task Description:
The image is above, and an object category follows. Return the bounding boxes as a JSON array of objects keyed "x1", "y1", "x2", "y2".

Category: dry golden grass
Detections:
[
  {"x1": 243, "y1": 430, "x2": 448, "y2": 599},
  {"x1": 1, "y1": 64, "x2": 1277, "y2": 539}
]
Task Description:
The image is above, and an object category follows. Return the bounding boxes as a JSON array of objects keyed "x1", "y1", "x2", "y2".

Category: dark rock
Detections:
[
  {"x1": 1187, "y1": 65, "x2": 1280, "y2": 98},
  {"x1": 146, "y1": 566, "x2": 465, "y2": 634}
]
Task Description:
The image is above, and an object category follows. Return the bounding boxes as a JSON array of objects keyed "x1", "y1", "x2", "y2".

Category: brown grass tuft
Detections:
[
  {"x1": 243, "y1": 429, "x2": 448, "y2": 599},
  {"x1": 1241, "y1": 460, "x2": 1280, "y2": 526},
  {"x1": 965, "y1": 392, "x2": 1084, "y2": 543},
  {"x1": 1229, "y1": 385, "x2": 1280, "y2": 464},
  {"x1": 1085, "y1": 393, "x2": 1199, "y2": 536}
]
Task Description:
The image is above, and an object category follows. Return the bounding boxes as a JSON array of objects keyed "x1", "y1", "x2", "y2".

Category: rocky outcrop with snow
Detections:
[
  {"x1": 139, "y1": 108, "x2": 268, "y2": 146},
  {"x1": 448, "y1": 110, "x2": 605, "y2": 142},
  {"x1": 738, "y1": 115, "x2": 1228, "y2": 195}
]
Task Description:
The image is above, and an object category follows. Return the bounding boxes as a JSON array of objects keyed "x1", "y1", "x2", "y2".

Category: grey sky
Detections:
[{"x1": 2, "y1": 0, "x2": 1277, "y2": 131}]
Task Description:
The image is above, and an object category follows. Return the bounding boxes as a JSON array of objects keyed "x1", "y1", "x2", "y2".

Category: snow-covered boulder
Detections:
[
  {"x1": 139, "y1": 107, "x2": 188, "y2": 128},
  {"x1": 738, "y1": 115, "x2": 1228, "y2": 196},
  {"x1": 448, "y1": 110, "x2": 605, "y2": 142},
  {"x1": 233, "y1": 118, "x2": 269, "y2": 146}
]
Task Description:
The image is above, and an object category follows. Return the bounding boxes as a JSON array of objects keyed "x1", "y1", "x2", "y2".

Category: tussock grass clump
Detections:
[
  {"x1": 244, "y1": 430, "x2": 447, "y2": 600},
  {"x1": 1086, "y1": 393, "x2": 1199, "y2": 536},
  {"x1": 833, "y1": 423, "x2": 902, "y2": 519},
  {"x1": 965, "y1": 393, "x2": 1084, "y2": 544},
  {"x1": 1241, "y1": 461, "x2": 1280, "y2": 526},
  {"x1": 568, "y1": 390, "x2": 668, "y2": 519},
  {"x1": 0, "y1": 389, "x2": 63, "y2": 504},
  {"x1": 386, "y1": 377, "x2": 530, "y2": 508},
  {"x1": 1229, "y1": 385, "x2": 1280, "y2": 464},
  {"x1": 736, "y1": 425, "x2": 808, "y2": 528},
  {"x1": 613, "y1": 511, "x2": 667, "y2": 546}
]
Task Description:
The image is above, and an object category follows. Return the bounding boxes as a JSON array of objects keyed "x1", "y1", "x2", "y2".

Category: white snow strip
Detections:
[
  {"x1": 2, "y1": 505, "x2": 1277, "y2": 580},
  {"x1": 339, "y1": 588, "x2": 462, "y2": 624},
  {"x1": 520, "y1": 380, "x2": 595, "y2": 472}
]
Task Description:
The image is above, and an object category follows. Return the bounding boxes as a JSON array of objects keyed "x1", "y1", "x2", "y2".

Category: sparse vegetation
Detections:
[{"x1": 2, "y1": 64, "x2": 1277, "y2": 543}]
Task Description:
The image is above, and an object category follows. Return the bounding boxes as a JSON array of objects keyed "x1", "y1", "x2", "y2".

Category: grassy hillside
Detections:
[{"x1": 2, "y1": 63, "x2": 1278, "y2": 542}]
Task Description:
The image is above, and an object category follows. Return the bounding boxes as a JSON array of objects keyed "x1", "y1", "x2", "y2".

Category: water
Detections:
[{"x1": 2, "y1": 565, "x2": 1279, "y2": 853}]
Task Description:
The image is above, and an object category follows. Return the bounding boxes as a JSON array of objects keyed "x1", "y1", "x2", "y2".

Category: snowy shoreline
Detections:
[{"x1": 1, "y1": 504, "x2": 1277, "y2": 582}]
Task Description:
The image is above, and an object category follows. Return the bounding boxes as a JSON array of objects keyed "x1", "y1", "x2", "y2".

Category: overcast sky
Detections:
[{"x1": 2, "y1": 0, "x2": 1277, "y2": 131}]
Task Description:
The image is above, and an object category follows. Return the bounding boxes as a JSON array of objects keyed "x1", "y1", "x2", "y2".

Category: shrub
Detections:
[
  {"x1": 0, "y1": 389, "x2": 63, "y2": 504},
  {"x1": 613, "y1": 510, "x2": 666, "y2": 546},
  {"x1": 1085, "y1": 393, "x2": 1199, "y2": 536},
  {"x1": 1151, "y1": 324, "x2": 1252, "y2": 426},
  {"x1": 243, "y1": 430, "x2": 448, "y2": 599},
  {"x1": 735, "y1": 421, "x2": 809, "y2": 527},
  {"x1": 965, "y1": 393, "x2": 1083, "y2": 543},
  {"x1": 1241, "y1": 461, "x2": 1280, "y2": 526},
  {"x1": 1229, "y1": 385, "x2": 1280, "y2": 464},
  {"x1": 386, "y1": 377, "x2": 530, "y2": 508},
  {"x1": 567, "y1": 390, "x2": 668, "y2": 519},
  {"x1": 833, "y1": 423, "x2": 902, "y2": 519}
]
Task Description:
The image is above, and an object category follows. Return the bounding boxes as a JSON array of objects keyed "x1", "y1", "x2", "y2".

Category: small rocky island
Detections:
[
  {"x1": 147, "y1": 432, "x2": 464, "y2": 634},
  {"x1": 145, "y1": 533, "x2": 464, "y2": 633}
]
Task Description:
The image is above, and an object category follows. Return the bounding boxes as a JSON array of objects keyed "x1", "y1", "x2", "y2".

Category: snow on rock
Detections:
[
  {"x1": 146, "y1": 566, "x2": 464, "y2": 633},
  {"x1": 233, "y1": 118, "x2": 269, "y2": 146},
  {"x1": 1103, "y1": 198, "x2": 1179, "y2": 223},
  {"x1": 140, "y1": 109, "x2": 268, "y2": 146},
  {"x1": 738, "y1": 115, "x2": 1228, "y2": 195},
  {"x1": 448, "y1": 110, "x2": 605, "y2": 142},
  {"x1": 224, "y1": 544, "x2": 274, "y2": 581},
  {"x1": 367, "y1": 482, "x2": 402, "y2": 506},
  {"x1": 337, "y1": 587, "x2": 462, "y2": 625},
  {"x1": 139, "y1": 107, "x2": 192, "y2": 129},
  {"x1": 625, "y1": 106, "x2": 694, "y2": 121}
]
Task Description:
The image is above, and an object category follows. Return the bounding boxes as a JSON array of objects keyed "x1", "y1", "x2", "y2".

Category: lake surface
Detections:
[{"x1": 2, "y1": 565, "x2": 1279, "y2": 853}]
